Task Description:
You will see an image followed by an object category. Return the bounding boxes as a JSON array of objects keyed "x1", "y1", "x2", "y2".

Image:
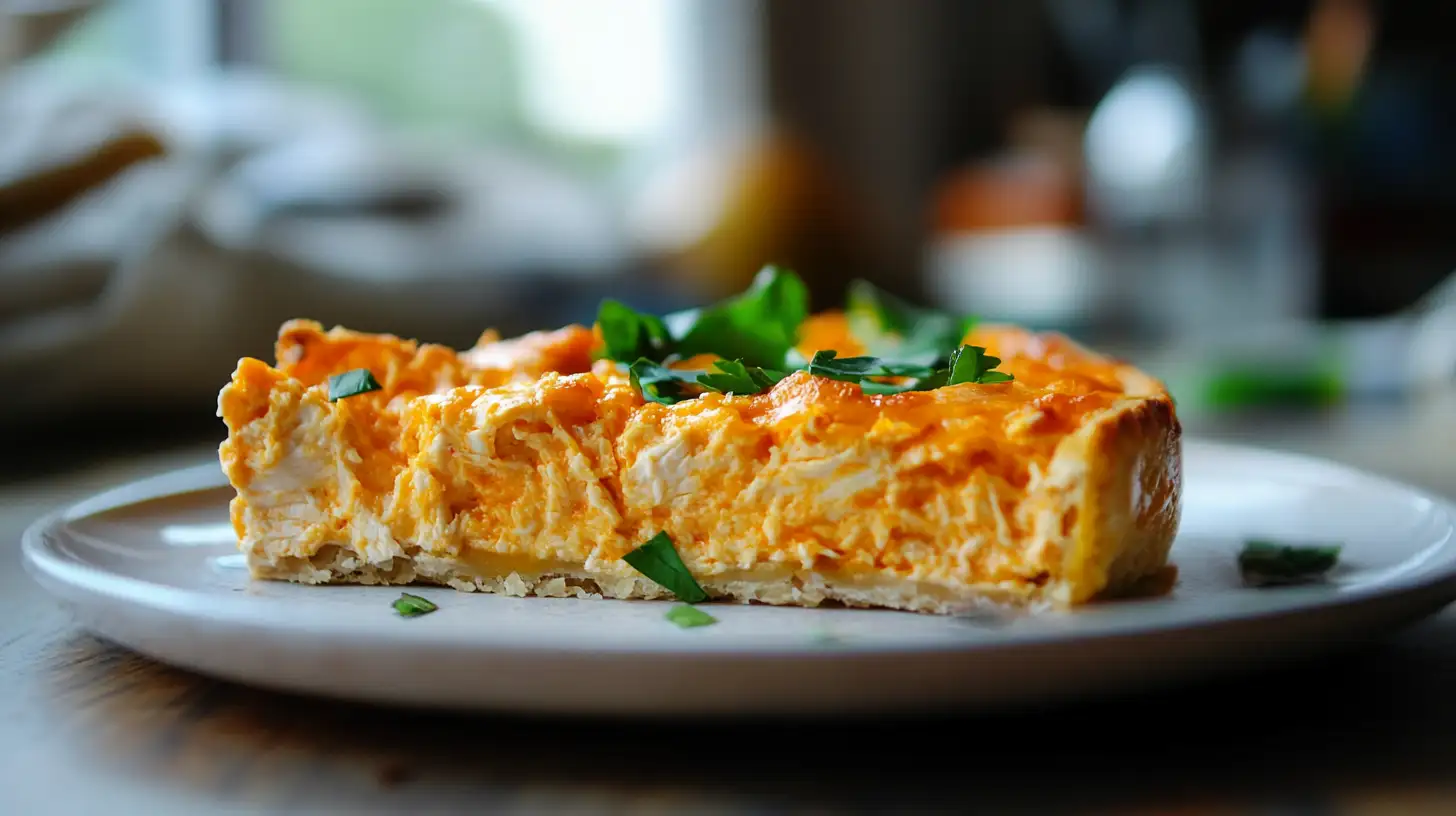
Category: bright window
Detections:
[
  {"x1": 489, "y1": 0, "x2": 689, "y2": 144},
  {"x1": 37, "y1": 0, "x2": 751, "y2": 173}
]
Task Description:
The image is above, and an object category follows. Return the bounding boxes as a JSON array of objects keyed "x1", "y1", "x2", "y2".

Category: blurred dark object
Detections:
[
  {"x1": 764, "y1": 0, "x2": 1060, "y2": 301},
  {"x1": 1278, "y1": 0, "x2": 1456, "y2": 320},
  {"x1": 224, "y1": 136, "x2": 453, "y2": 221},
  {"x1": 761, "y1": 0, "x2": 1456, "y2": 329},
  {"x1": 0, "y1": 128, "x2": 166, "y2": 237},
  {"x1": 1148, "y1": 0, "x2": 1456, "y2": 321}
]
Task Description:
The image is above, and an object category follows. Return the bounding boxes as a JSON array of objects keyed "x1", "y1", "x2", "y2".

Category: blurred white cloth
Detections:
[{"x1": 0, "y1": 67, "x2": 626, "y2": 423}]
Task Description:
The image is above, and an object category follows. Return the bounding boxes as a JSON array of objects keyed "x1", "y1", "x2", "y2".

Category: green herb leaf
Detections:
[
  {"x1": 846, "y1": 279, "x2": 975, "y2": 366},
  {"x1": 1238, "y1": 540, "x2": 1342, "y2": 586},
  {"x1": 629, "y1": 357, "x2": 787, "y2": 404},
  {"x1": 600, "y1": 267, "x2": 1006, "y2": 405},
  {"x1": 806, "y1": 350, "x2": 937, "y2": 383},
  {"x1": 596, "y1": 299, "x2": 672, "y2": 363},
  {"x1": 622, "y1": 531, "x2": 710, "y2": 602},
  {"x1": 328, "y1": 368, "x2": 383, "y2": 401},
  {"x1": 628, "y1": 358, "x2": 698, "y2": 405},
  {"x1": 392, "y1": 592, "x2": 438, "y2": 617},
  {"x1": 665, "y1": 604, "x2": 718, "y2": 628},
  {"x1": 695, "y1": 359, "x2": 789, "y2": 395},
  {"x1": 806, "y1": 347, "x2": 1011, "y2": 394},
  {"x1": 667, "y1": 265, "x2": 809, "y2": 369},
  {"x1": 946, "y1": 345, "x2": 1012, "y2": 385},
  {"x1": 595, "y1": 266, "x2": 807, "y2": 374}
]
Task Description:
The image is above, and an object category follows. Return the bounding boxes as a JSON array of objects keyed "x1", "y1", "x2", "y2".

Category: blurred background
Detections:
[{"x1": 2, "y1": 0, "x2": 1454, "y2": 488}]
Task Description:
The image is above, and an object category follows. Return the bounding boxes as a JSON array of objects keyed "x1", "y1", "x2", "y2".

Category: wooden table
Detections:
[{"x1": 4, "y1": 398, "x2": 1456, "y2": 814}]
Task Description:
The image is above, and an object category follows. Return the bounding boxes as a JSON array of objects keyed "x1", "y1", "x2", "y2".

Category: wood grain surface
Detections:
[{"x1": 4, "y1": 406, "x2": 1456, "y2": 814}]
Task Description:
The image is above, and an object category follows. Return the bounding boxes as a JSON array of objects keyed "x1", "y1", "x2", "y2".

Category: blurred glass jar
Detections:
[
  {"x1": 924, "y1": 149, "x2": 1108, "y2": 335},
  {"x1": 1081, "y1": 62, "x2": 1316, "y2": 344}
]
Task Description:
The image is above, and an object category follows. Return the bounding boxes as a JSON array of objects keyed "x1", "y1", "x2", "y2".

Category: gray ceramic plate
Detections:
[{"x1": 22, "y1": 439, "x2": 1456, "y2": 715}]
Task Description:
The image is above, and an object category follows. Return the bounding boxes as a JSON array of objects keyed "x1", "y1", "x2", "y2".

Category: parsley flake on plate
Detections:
[
  {"x1": 809, "y1": 628, "x2": 847, "y2": 647},
  {"x1": 622, "y1": 531, "x2": 710, "y2": 603},
  {"x1": 328, "y1": 368, "x2": 383, "y2": 401},
  {"x1": 392, "y1": 592, "x2": 438, "y2": 617},
  {"x1": 665, "y1": 604, "x2": 718, "y2": 628},
  {"x1": 1238, "y1": 540, "x2": 1342, "y2": 586}
]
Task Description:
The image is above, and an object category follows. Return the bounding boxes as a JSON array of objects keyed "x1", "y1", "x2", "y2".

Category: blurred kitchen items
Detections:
[
  {"x1": 925, "y1": 144, "x2": 1103, "y2": 335},
  {"x1": 625, "y1": 129, "x2": 879, "y2": 307},
  {"x1": 1051, "y1": 0, "x2": 1321, "y2": 347},
  {"x1": 1146, "y1": 268, "x2": 1456, "y2": 417},
  {"x1": 1083, "y1": 62, "x2": 1220, "y2": 341},
  {"x1": 0, "y1": 59, "x2": 624, "y2": 425},
  {"x1": 195, "y1": 126, "x2": 625, "y2": 286},
  {"x1": 1402, "y1": 270, "x2": 1456, "y2": 392}
]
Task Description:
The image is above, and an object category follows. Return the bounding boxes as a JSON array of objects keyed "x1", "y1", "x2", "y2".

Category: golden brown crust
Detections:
[
  {"x1": 1056, "y1": 396, "x2": 1182, "y2": 604},
  {"x1": 248, "y1": 549, "x2": 1038, "y2": 615}
]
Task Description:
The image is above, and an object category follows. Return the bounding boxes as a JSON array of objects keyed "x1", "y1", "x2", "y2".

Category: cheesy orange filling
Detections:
[{"x1": 219, "y1": 311, "x2": 1179, "y2": 609}]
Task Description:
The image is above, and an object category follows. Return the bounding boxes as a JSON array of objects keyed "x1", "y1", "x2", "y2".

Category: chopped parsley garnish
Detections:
[
  {"x1": 596, "y1": 265, "x2": 808, "y2": 370},
  {"x1": 697, "y1": 358, "x2": 791, "y2": 395},
  {"x1": 807, "y1": 346, "x2": 1013, "y2": 394},
  {"x1": 596, "y1": 266, "x2": 1008, "y2": 403},
  {"x1": 1238, "y1": 540, "x2": 1342, "y2": 586},
  {"x1": 667, "y1": 265, "x2": 809, "y2": 370},
  {"x1": 392, "y1": 592, "x2": 438, "y2": 617},
  {"x1": 806, "y1": 351, "x2": 938, "y2": 382},
  {"x1": 328, "y1": 368, "x2": 383, "y2": 401},
  {"x1": 937, "y1": 344, "x2": 1015, "y2": 387},
  {"x1": 846, "y1": 278, "x2": 976, "y2": 366},
  {"x1": 628, "y1": 359, "x2": 695, "y2": 406},
  {"x1": 622, "y1": 531, "x2": 710, "y2": 602},
  {"x1": 596, "y1": 299, "x2": 672, "y2": 363},
  {"x1": 628, "y1": 357, "x2": 790, "y2": 405},
  {"x1": 665, "y1": 604, "x2": 718, "y2": 628}
]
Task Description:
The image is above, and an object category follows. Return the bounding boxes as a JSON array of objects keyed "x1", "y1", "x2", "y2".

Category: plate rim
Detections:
[{"x1": 21, "y1": 437, "x2": 1456, "y2": 660}]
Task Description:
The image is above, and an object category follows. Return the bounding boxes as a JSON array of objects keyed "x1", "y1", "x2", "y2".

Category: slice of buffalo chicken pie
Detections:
[{"x1": 218, "y1": 267, "x2": 1181, "y2": 614}]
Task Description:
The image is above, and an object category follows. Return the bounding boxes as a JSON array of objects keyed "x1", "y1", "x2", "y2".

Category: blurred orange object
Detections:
[
  {"x1": 931, "y1": 151, "x2": 1083, "y2": 235},
  {"x1": 925, "y1": 146, "x2": 1104, "y2": 331},
  {"x1": 627, "y1": 129, "x2": 879, "y2": 305},
  {"x1": 1303, "y1": 0, "x2": 1375, "y2": 114}
]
